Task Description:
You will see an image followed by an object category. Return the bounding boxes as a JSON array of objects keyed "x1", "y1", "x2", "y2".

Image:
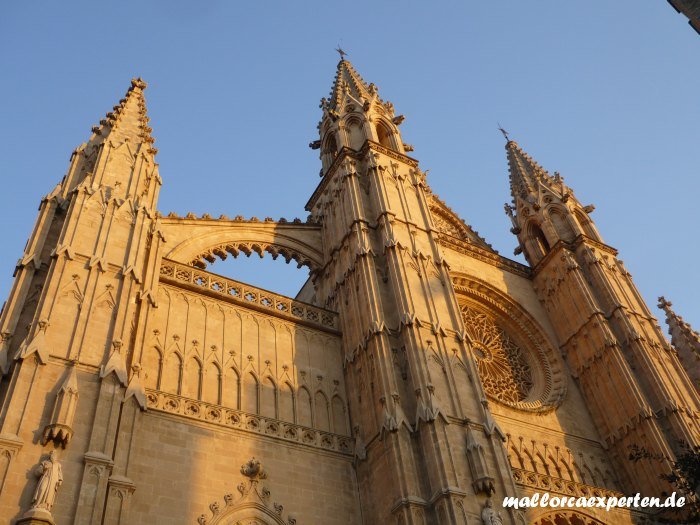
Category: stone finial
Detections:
[
  {"x1": 130, "y1": 77, "x2": 147, "y2": 90},
  {"x1": 240, "y1": 458, "x2": 267, "y2": 481}
]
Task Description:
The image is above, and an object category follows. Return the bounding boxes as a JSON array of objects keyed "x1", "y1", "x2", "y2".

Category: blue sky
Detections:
[{"x1": 1, "y1": 2, "x2": 698, "y2": 330}]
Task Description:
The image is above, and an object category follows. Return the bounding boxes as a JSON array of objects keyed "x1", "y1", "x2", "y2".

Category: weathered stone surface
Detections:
[{"x1": 0, "y1": 64, "x2": 697, "y2": 525}]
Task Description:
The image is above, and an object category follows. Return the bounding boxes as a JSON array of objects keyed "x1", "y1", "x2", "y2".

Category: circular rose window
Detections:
[{"x1": 460, "y1": 302, "x2": 561, "y2": 411}]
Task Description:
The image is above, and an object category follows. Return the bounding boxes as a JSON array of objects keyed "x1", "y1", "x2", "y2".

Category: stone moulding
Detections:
[
  {"x1": 145, "y1": 389, "x2": 354, "y2": 457},
  {"x1": 305, "y1": 139, "x2": 418, "y2": 211},
  {"x1": 158, "y1": 259, "x2": 340, "y2": 333},
  {"x1": 437, "y1": 234, "x2": 531, "y2": 278},
  {"x1": 511, "y1": 468, "x2": 624, "y2": 500}
]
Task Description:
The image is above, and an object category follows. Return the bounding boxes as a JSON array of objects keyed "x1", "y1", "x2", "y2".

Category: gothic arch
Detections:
[
  {"x1": 547, "y1": 205, "x2": 576, "y2": 242},
  {"x1": 374, "y1": 118, "x2": 396, "y2": 150},
  {"x1": 452, "y1": 273, "x2": 567, "y2": 412},
  {"x1": 161, "y1": 219, "x2": 323, "y2": 273}
]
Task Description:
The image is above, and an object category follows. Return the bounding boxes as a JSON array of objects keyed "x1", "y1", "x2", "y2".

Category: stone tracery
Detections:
[
  {"x1": 461, "y1": 305, "x2": 534, "y2": 405},
  {"x1": 453, "y1": 274, "x2": 567, "y2": 412}
]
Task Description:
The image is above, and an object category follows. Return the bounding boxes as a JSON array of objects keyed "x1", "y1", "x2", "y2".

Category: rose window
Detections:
[{"x1": 461, "y1": 305, "x2": 536, "y2": 407}]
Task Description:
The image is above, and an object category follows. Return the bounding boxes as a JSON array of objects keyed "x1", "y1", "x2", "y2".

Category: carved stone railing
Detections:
[
  {"x1": 511, "y1": 468, "x2": 624, "y2": 499},
  {"x1": 159, "y1": 258, "x2": 339, "y2": 332},
  {"x1": 145, "y1": 389, "x2": 353, "y2": 456}
]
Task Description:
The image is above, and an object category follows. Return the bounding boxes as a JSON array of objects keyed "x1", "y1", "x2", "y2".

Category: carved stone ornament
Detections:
[
  {"x1": 481, "y1": 498, "x2": 504, "y2": 525},
  {"x1": 18, "y1": 451, "x2": 63, "y2": 524},
  {"x1": 42, "y1": 366, "x2": 79, "y2": 448},
  {"x1": 196, "y1": 458, "x2": 297, "y2": 525}
]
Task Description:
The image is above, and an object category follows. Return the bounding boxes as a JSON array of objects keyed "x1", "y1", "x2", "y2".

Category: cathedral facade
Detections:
[{"x1": 0, "y1": 60, "x2": 698, "y2": 525}]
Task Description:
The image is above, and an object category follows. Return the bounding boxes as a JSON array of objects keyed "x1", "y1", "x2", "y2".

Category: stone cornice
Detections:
[
  {"x1": 532, "y1": 235, "x2": 618, "y2": 276},
  {"x1": 145, "y1": 389, "x2": 353, "y2": 458},
  {"x1": 305, "y1": 140, "x2": 419, "y2": 212},
  {"x1": 438, "y1": 234, "x2": 531, "y2": 278}
]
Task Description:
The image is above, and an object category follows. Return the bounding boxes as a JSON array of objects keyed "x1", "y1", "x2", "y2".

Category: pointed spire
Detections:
[
  {"x1": 658, "y1": 297, "x2": 700, "y2": 386},
  {"x1": 326, "y1": 58, "x2": 376, "y2": 111},
  {"x1": 505, "y1": 140, "x2": 558, "y2": 201},
  {"x1": 89, "y1": 77, "x2": 158, "y2": 155}
]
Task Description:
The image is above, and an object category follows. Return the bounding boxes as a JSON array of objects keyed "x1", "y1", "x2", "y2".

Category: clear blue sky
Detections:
[{"x1": 1, "y1": 2, "x2": 698, "y2": 331}]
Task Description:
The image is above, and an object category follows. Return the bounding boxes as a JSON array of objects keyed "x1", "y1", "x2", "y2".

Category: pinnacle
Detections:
[
  {"x1": 505, "y1": 140, "x2": 556, "y2": 201},
  {"x1": 326, "y1": 58, "x2": 376, "y2": 110},
  {"x1": 658, "y1": 296, "x2": 700, "y2": 360},
  {"x1": 88, "y1": 77, "x2": 158, "y2": 155}
]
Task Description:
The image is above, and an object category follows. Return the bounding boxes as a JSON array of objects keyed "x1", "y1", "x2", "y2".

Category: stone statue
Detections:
[
  {"x1": 481, "y1": 498, "x2": 504, "y2": 525},
  {"x1": 31, "y1": 450, "x2": 63, "y2": 511}
]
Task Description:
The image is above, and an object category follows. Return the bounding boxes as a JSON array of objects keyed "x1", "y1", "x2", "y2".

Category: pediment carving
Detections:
[{"x1": 196, "y1": 458, "x2": 297, "y2": 525}]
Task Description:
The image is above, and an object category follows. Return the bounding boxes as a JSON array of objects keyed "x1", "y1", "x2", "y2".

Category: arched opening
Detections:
[
  {"x1": 549, "y1": 208, "x2": 575, "y2": 242},
  {"x1": 529, "y1": 223, "x2": 551, "y2": 257},
  {"x1": 346, "y1": 117, "x2": 365, "y2": 150},
  {"x1": 574, "y1": 209, "x2": 600, "y2": 241},
  {"x1": 375, "y1": 121, "x2": 394, "y2": 149},
  {"x1": 322, "y1": 132, "x2": 338, "y2": 169}
]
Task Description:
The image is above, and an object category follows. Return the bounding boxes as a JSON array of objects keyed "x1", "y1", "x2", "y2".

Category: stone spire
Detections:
[
  {"x1": 505, "y1": 140, "x2": 560, "y2": 202},
  {"x1": 88, "y1": 77, "x2": 157, "y2": 155},
  {"x1": 658, "y1": 297, "x2": 700, "y2": 388},
  {"x1": 327, "y1": 58, "x2": 375, "y2": 111}
]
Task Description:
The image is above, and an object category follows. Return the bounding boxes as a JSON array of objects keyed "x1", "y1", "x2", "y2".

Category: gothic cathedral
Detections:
[{"x1": 0, "y1": 60, "x2": 698, "y2": 525}]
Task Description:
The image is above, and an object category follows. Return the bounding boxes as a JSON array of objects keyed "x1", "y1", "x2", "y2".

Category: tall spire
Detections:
[
  {"x1": 505, "y1": 140, "x2": 559, "y2": 201},
  {"x1": 658, "y1": 297, "x2": 700, "y2": 388},
  {"x1": 326, "y1": 58, "x2": 376, "y2": 111},
  {"x1": 88, "y1": 77, "x2": 157, "y2": 155}
]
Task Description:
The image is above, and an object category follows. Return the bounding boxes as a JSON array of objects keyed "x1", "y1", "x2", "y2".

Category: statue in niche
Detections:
[
  {"x1": 481, "y1": 498, "x2": 504, "y2": 525},
  {"x1": 31, "y1": 450, "x2": 63, "y2": 511}
]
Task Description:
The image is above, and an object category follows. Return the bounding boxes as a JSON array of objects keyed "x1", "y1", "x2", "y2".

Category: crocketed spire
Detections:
[
  {"x1": 88, "y1": 77, "x2": 157, "y2": 155},
  {"x1": 505, "y1": 140, "x2": 558, "y2": 201},
  {"x1": 326, "y1": 58, "x2": 375, "y2": 111},
  {"x1": 658, "y1": 296, "x2": 700, "y2": 389}
]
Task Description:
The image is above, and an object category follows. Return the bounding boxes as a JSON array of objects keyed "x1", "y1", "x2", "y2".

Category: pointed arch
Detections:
[
  {"x1": 560, "y1": 458, "x2": 575, "y2": 481},
  {"x1": 345, "y1": 116, "x2": 365, "y2": 150},
  {"x1": 203, "y1": 361, "x2": 222, "y2": 405},
  {"x1": 183, "y1": 357, "x2": 202, "y2": 399},
  {"x1": 548, "y1": 206, "x2": 575, "y2": 242},
  {"x1": 278, "y1": 382, "x2": 295, "y2": 423},
  {"x1": 260, "y1": 376, "x2": 277, "y2": 419},
  {"x1": 331, "y1": 395, "x2": 348, "y2": 435},
  {"x1": 242, "y1": 372, "x2": 259, "y2": 414},
  {"x1": 528, "y1": 221, "x2": 551, "y2": 257},
  {"x1": 536, "y1": 452, "x2": 551, "y2": 476},
  {"x1": 314, "y1": 390, "x2": 330, "y2": 431},
  {"x1": 510, "y1": 446, "x2": 526, "y2": 470},
  {"x1": 143, "y1": 346, "x2": 163, "y2": 390},
  {"x1": 574, "y1": 209, "x2": 600, "y2": 241},
  {"x1": 162, "y1": 352, "x2": 183, "y2": 394},
  {"x1": 375, "y1": 119, "x2": 395, "y2": 150},
  {"x1": 223, "y1": 366, "x2": 241, "y2": 409},
  {"x1": 297, "y1": 387, "x2": 312, "y2": 427}
]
